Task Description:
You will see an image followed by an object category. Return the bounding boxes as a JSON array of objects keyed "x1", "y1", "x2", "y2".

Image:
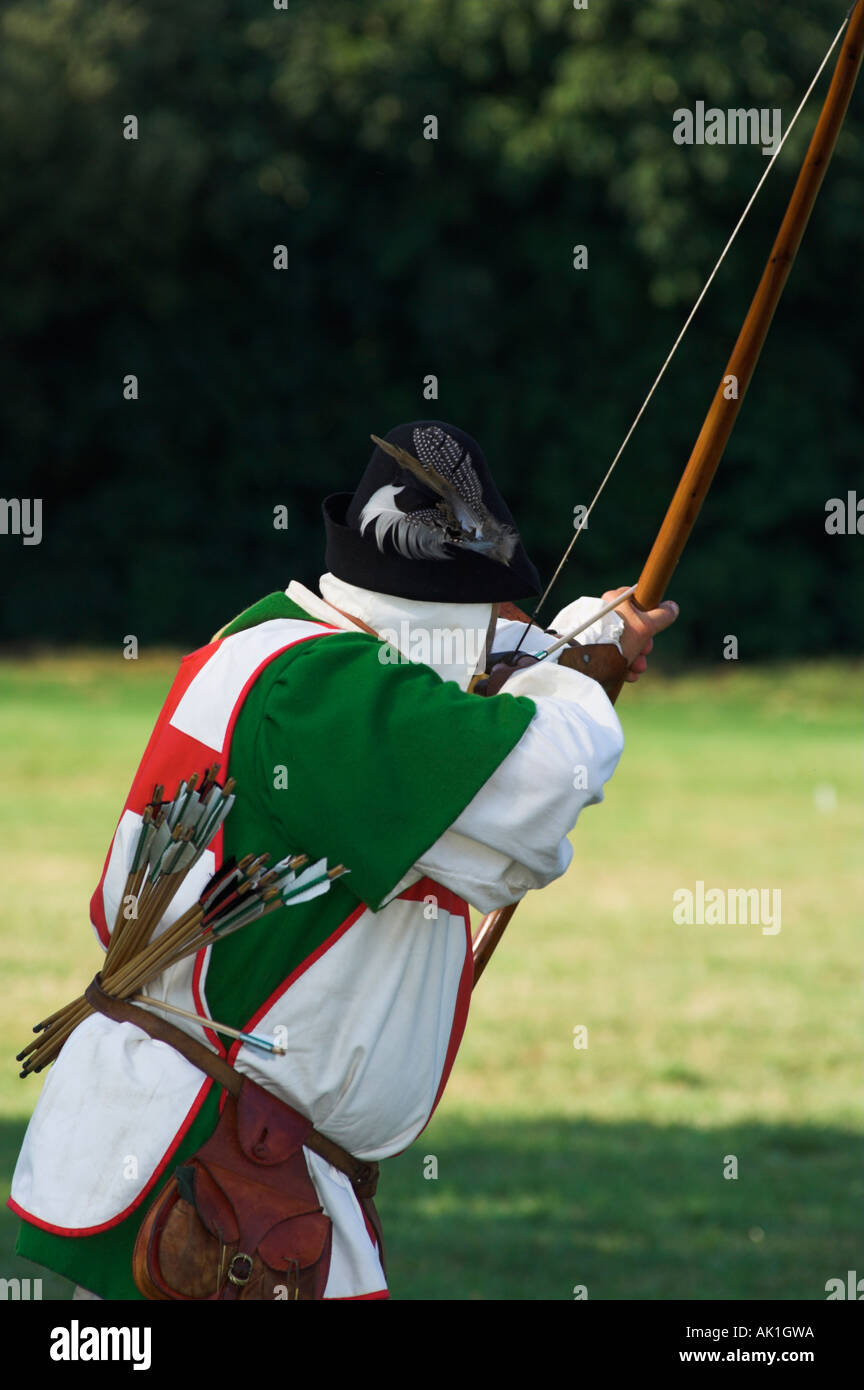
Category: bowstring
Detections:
[{"x1": 509, "y1": 7, "x2": 851, "y2": 656}]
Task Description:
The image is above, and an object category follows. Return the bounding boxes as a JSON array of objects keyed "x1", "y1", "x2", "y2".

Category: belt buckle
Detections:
[{"x1": 227, "y1": 1252, "x2": 254, "y2": 1287}]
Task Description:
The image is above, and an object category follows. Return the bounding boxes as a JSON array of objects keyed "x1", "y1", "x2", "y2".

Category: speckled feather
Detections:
[{"x1": 363, "y1": 427, "x2": 519, "y2": 565}]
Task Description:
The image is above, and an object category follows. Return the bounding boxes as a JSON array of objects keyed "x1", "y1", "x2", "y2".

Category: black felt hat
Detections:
[{"x1": 323, "y1": 421, "x2": 541, "y2": 603}]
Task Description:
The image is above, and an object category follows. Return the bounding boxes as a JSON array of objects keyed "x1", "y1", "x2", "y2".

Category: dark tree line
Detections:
[{"x1": 1, "y1": 0, "x2": 861, "y2": 656}]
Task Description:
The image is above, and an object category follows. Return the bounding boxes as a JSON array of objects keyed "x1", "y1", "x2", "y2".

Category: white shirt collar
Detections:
[{"x1": 286, "y1": 573, "x2": 492, "y2": 691}]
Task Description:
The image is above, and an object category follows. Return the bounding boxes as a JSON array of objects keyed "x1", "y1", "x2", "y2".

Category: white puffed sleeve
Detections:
[{"x1": 385, "y1": 651, "x2": 625, "y2": 914}]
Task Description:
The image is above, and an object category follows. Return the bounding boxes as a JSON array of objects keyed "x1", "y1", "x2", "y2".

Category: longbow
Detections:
[{"x1": 472, "y1": 1, "x2": 864, "y2": 986}]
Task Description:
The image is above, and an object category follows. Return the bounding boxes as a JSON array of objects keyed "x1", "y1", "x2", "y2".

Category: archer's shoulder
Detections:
[
  {"x1": 260, "y1": 624, "x2": 446, "y2": 695},
  {"x1": 257, "y1": 624, "x2": 537, "y2": 728}
]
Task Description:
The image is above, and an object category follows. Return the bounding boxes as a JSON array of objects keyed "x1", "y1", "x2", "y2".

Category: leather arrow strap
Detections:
[{"x1": 85, "y1": 974, "x2": 379, "y2": 1197}]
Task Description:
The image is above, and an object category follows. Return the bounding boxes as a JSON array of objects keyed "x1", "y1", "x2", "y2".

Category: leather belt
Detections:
[{"x1": 84, "y1": 974, "x2": 382, "y2": 1210}]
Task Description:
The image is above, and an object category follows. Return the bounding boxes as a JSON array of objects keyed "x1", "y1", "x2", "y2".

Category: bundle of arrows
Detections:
[{"x1": 17, "y1": 765, "x2": 348, "y2": 1075}]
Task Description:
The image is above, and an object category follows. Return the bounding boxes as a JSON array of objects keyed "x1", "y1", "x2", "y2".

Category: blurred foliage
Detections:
[{"x1": 0, "y1": 0, "x2": 861, "y2": 654}]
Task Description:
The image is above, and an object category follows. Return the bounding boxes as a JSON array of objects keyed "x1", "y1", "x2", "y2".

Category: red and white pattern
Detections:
[{"x1": 11, "y1": 614, "x2": 473, "y2": 1300}]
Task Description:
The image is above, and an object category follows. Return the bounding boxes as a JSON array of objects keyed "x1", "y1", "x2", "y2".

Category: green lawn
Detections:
[{"x1": 0, "y1": 653, "x2": 860, "y2": 1300}]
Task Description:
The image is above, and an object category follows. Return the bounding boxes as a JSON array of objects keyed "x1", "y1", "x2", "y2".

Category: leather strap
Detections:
[
  {"x1": 85, "y1": 975, "x2": 379, "y2": 1199},
  {"x1": 323, "y1": 603, "x2": 379, "y2": 637}
]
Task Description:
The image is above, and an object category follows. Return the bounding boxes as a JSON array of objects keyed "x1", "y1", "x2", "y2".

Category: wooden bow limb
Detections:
[{"x1": 472, "y1": 2, "x2": 864, "y2": 987}]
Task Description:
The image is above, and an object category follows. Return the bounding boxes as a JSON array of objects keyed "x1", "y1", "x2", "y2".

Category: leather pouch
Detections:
[{"x1": 132, "y1": 1076, "x2": 332, "y2": 1300}]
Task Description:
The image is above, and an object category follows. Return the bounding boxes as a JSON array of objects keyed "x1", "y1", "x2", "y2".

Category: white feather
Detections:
[{"x1": 359, "y1": 484, "x2": 454, "y2": 561}]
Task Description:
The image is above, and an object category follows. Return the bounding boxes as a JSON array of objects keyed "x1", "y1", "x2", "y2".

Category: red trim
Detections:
[
  {"x1": 326, "y1": 1289, "x2": 389, "y2": 1301},
  {"x1": 191, "y1": 946, "x2": 223, "y2": 1056},
  {"x1": 415, "y1": 878, "x2": 473, "y2": 1125},
  {"x1": 220, "y1": 632, "x2": 336, "y2": 771},
  {"x1": 360, "y1": 1203, "x2": 379, "y2": 1250},
  {"x1": 428, "y1": 916, "x2": 473, "y2": 1116},
  {"x1": 227, "y1": 901, "x2": 367, "y2": 1062},
  {"x1": 393, "y1": 877, "x2": 467, "y2": 917},
  {"x1": 90, "y1": 886, "x2": 109, "y2": 946},
  {"x1": 9, "y1": 1074, "x2": 213, "y2": 1236}
]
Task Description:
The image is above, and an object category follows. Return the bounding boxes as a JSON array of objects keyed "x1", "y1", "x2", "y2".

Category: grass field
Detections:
[{"x1": 0, "y1": 652, "x2": 861, "y2": 1300}]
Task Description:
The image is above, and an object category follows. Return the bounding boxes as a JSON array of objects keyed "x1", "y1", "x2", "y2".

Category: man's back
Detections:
[{"x1": 13, "y1": 587, "x2": 538, "y2": 1298}]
